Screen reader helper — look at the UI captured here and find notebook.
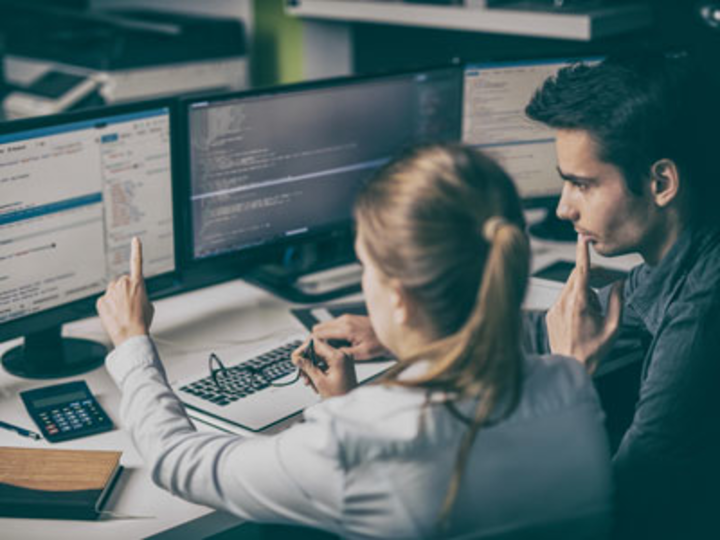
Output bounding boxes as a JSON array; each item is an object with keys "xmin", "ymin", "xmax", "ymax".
[{"xmin": 0, "ymin": 446, "xmax": 123, "ymax": 520}]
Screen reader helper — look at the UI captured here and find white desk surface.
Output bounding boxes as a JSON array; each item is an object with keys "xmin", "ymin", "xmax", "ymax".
[{"xmin": 0, "ymin": 237, "xmax": 641, "ymax": 539}]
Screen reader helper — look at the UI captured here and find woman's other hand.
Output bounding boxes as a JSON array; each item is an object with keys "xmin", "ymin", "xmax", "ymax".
[{"xmin": 312, "ymin": 315, "xmax": 388, "ymax": 361}]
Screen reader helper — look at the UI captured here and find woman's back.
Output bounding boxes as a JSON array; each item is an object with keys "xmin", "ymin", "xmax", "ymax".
[{"xmin": 294, "ymin": 353, "xmax": 613, "ymax": 539}]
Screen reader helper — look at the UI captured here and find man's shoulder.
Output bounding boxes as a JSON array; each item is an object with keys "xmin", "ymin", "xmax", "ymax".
[
  {"xmin": 663, "ymin": 229, "xmax": 720, "ymax": 318},
  {"xmin": 685, "ymin": 230, "xmax": 720, "ymax": 293},
  {"xmin": 624, "ymin": 228, "xmax": 720, "ymax": 316}
]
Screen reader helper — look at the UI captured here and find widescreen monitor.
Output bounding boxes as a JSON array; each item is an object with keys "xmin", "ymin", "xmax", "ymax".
[
  {"xmin": 182, "ymin": 66, "xmax": 463, "ymax": 283},
  {"xmin": 0, "ymin": 102, "xmax": 177, "ymax": 378}
]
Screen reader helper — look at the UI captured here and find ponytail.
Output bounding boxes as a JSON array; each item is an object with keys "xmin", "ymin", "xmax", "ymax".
[
  {"xmin": 386, "ymin": 219, "xmax": 529, "ymax": 397},
  {"xmin": 435, "ymin": 219, "xmax": 530, "ymax": 531}
]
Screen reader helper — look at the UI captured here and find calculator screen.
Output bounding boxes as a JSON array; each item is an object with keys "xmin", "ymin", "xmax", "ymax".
[{"xmin": 33, "ymin": 391, "xmax": 88, "ymax": 409}]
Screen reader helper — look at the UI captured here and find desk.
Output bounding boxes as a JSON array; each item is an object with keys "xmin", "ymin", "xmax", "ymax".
[{"xmin": 0, "ymin": 237, "xmax": 641, "ymax": 539}]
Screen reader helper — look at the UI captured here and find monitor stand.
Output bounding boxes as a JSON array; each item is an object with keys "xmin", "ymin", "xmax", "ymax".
[
  {"xmin": 244, "ymin": 261, "xmax": 363, "ymax": 304},
  {"xmin": 529, "ymin": 209, "xmax": 577, "ymax": 242},
  {"xmin": 2, "ymin": 326, "xmax": 107, "ymax": 379}
]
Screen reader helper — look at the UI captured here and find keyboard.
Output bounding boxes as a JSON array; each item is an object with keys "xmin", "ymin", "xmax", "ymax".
[{"xmin": 179, "ymin": 339, "xmax": 302, "ymax": 407}]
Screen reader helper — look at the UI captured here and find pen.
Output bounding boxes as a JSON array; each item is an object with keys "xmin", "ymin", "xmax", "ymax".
[
  {"xmin": 0, "ymin": 419, "xmax": 42, "ymax": 441},
  {"xmin": 305, "ymin": 339, "xmax": 328, "ymax": 372}
]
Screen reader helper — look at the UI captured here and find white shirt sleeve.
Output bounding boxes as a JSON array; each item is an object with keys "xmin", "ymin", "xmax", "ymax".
[{"xmin": 105, "ymin": 336, "xmax": 345, "ymax": 532}]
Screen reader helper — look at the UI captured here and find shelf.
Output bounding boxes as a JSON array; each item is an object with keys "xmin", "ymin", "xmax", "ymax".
[{"xmin": 286, "ymin": 1, "xmax": 653, "ymax": 41}]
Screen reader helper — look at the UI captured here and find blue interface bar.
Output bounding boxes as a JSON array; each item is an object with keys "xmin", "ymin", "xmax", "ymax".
[
  {"xmin": 465, "ymin": 56, "xmax": 603, "ymax": 73},
  {"xmin": 472, "ymin": 138, "xmax": 555, "ymax": 149},
  {"xmin": 0, "ymin": 108, "xmax": 169, "ymax": 146},
  {"xmin": 0, "ymin": 193, "xmax": 102, "ymax": 226}
]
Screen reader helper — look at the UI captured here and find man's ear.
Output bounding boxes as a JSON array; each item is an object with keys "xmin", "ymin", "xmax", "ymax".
[{"xmin": 650, "ymin": 159, "xmax": 680, "ymax": 208}]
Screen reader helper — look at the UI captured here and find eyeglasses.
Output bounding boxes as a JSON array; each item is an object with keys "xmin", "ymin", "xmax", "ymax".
[{"xmin": 208, "ymin": 351, "xmax": 301, "ymax": 396}]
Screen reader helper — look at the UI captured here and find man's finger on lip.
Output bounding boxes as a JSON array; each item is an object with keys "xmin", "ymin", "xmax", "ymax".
[{"xmin": 574, "ymin": 234, "xmax": 591, "ymax": 291}]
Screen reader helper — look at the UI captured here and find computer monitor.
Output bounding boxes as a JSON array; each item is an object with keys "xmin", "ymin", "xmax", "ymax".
[
  {"xmin": 0, "ymin": 101, "xmax": 177, "ymax": 378},
  {"xmin": 463, "ymin": 57, "xmax": 600, "ymax": 239},
  {"xmin": 181, "ymin": 66, "xmax": 462, "ymax": 300}
]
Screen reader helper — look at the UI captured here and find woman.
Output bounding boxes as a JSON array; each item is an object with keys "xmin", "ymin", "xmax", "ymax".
[{"xmin": 97, "ymin": 144, "xmax": 612, "ymax": 538}]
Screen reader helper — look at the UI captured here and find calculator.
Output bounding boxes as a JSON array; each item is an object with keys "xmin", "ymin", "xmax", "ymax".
[{"xmin": 20, "ymin": 381, "xmax": 114, "ymax": 443}]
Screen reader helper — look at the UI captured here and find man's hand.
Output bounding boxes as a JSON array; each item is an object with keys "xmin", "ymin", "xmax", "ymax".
[
  {"xmin": 291, "ymin": 338, "xmax": 357, "ymax": 398},
  {"xmin": 312, "ymin": 314, "xmax": 388, "ymax": 361},
  {"xmin": 96, "ymin": 237, "xmax": 155, "ymax": 348},
  {"xmin": 546, "ymin": 235, "xmax": 624, "ymax": 373}
]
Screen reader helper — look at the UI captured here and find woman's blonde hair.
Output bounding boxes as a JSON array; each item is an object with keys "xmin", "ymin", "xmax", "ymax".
[{"xmin": 354, "ymin": 144, "xmax": 530, "ymax": 530}]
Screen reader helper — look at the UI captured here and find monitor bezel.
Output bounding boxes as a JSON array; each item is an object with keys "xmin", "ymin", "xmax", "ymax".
[
  {"xmin": 176, "ymin": 63, "xmax": 464, "ymax": 281},
  {"xmin": 0, "ymin": 98, "xmax": 182, "ymax": 343}
]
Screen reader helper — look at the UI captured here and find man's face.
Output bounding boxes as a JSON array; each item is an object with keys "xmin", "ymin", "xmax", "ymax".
[{"xmin": 555, "ymin": 129, "xmax": 657, "ymax": 258}]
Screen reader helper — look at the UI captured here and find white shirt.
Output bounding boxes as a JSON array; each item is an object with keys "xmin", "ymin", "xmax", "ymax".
[{"xmin": 107, "ymin": 336, "xmax": 613, "ymax": 539}]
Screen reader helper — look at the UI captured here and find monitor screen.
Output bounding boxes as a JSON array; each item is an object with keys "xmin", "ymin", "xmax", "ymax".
[
  {"xmin": 185, "ymin": 67, "xmax": 462, "ymax": 262},
  {"xmin": 463, "ymin": 58, "xmax": 599, "ymax": 205},
  {"xmin": 0, "ymin": 106, "xmax": 176, "ymax": 328}
]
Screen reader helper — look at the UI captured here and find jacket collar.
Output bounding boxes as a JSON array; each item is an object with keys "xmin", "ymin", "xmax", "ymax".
[{"xmin": 627, "ymin": 227, "xmax": 720, "ymax": 334}]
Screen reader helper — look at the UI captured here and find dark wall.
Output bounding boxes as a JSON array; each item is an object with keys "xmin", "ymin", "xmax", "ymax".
[
  {"xmin": 352, "ymin": 25, "xmax": 650, "ymax": 73},
  {"xmin": 350, "ymin": 1, "xmax": 720, "ymax": 82},
  {"xmin": 651, "ymin": 0, "xmax": 720, "ymax": 84}
]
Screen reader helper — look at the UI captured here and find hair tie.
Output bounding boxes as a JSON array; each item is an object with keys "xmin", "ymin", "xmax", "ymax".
[{"xmin": 482, "ymin": 217, "xmax": 507, "ymax": 242}]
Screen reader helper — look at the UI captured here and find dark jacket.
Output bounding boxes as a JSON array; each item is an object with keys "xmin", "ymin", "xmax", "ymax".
[{"xmin": 524, "ymin": 227, "xmax": 720, "ymax": 540}]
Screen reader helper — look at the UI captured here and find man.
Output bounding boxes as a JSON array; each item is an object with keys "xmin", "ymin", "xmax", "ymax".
[{"xmin": 314, "ymin": 51, "xmax": 720, "ymax": 538}]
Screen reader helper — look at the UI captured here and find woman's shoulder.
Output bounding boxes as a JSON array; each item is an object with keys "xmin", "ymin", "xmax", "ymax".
[
  {"xmin": 306, "ymin": 382, "xmax": 426, "ymax": 428},
  {"xmin": 301, "ymin": 383, "xmax": 439, "ymax": 467},
  {"xmin": 305, "ymin": 354, "xmax": 597, "ymax": 430}
]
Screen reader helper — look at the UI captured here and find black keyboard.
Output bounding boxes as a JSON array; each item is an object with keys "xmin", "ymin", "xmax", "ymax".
[{"xmin": 179, "ymin": 340, "xmax": 302, "ymax": 407}]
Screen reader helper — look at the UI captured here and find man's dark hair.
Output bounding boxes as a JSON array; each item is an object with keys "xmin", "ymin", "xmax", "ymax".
[{"xmin": 526, "ymin": 50, "xmax": 719, "ymax": 226}]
